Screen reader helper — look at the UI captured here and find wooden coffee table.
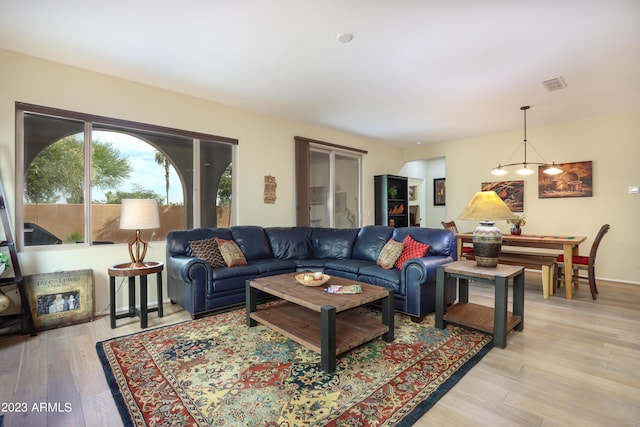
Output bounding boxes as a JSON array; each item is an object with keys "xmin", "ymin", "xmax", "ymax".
[{"xmin": 246, "ymin": 272, "xmax": 394, "ymax": 373}]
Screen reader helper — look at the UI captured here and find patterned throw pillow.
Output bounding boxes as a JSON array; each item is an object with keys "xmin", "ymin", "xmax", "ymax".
[
  {"xmin": 394, "ymin": 234, "xmax": 430, "ymax": 270},
  {"xmin": 215, "ymin": 238, "xmax": 248, "ymax": 267},
  {"xmin": 376, "ymin": 239, "xmax": 404, "ymax": 270},
  {"xmin": 188, "ymin": 237, "xmax": 226, "ymax": 268}
]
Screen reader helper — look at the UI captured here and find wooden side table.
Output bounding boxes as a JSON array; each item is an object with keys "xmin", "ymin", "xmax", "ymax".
[
  {"xmin": 435, "ymin": 260, "xmax": 524, "ymax": 348},
  {"xmin": 108, "ymin": 261, "xmax": 164, "ymax": 329}
]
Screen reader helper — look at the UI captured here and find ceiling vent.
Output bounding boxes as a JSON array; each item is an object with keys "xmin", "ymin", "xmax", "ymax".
[{"xmin": 542, "ymin": 76, "xmax": 567, "ymax": 91}]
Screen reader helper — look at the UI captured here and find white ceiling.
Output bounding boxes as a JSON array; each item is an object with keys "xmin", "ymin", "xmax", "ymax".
[{"xmin": 1, "ymin": 0, "xmax": 639, "ymax": 147}]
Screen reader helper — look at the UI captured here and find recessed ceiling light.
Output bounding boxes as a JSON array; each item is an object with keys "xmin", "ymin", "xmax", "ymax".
[{"xmin": 337, "ymin": 32, "xmax": 354, "ymax": 43}]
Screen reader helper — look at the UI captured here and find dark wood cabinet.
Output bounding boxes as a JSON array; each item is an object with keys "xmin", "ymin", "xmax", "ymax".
[{"xmin": 375, "ymin": 175, "xmax": 409, "ymax": 227}]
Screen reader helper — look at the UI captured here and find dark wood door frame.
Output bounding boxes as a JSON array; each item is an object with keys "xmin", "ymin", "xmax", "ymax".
[{"xmin": 294, "ymin": 136, "xmax": 367, "ymax": 226}]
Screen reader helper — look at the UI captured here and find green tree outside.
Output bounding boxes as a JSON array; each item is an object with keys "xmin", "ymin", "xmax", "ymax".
[
  {"xmin": 25, "ymin": 136, "xmax": 132, "ymax": 204},
  {"xmin": 155, "ymin": 151, "xmax": 171, "ymax": 205},
  {"xmin": 218, "ymin": 164, "xmax": 232, "ymax": 206},
  {"xmin": 104, "ymin": 184, "xmax": 163, "ymax": 205}
]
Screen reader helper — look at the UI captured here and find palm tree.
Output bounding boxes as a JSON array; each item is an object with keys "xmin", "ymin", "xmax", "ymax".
[{"xmin": 155, "ymin": 151, "xmax": 170, "ymax": 205}]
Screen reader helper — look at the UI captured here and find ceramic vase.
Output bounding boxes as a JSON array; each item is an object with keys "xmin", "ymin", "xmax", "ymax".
[{"xmin": 472, "ymin": 221, "xmax": 503, "ymax": 267}]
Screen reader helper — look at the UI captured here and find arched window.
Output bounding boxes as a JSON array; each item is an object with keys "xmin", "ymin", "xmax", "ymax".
[{"xmin": 17, "ymin": 103, "xmax": 236, "ymax": 248}]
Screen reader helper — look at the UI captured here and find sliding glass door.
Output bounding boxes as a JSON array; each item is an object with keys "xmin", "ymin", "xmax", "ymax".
[{"xmin": 309, "ymin": 147, "xmax": 360, "ymax": 228}]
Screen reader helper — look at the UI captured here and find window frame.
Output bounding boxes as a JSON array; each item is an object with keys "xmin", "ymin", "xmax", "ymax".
[{"xmin": 15, "ymin": 102, "xmax": 237, "ymax": 251}]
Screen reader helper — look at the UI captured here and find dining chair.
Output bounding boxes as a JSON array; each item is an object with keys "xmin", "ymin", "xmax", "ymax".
[
  {"xmin": 441, "ymin": 220, "xmax": 458, "ymax": 233},
  {"xmin": 441, "ymin": 220, "xmax": 475, "ymax": 257},
  {"xmin": 556, "ymin": 224, "xmax": 610, "ymax": 300}
]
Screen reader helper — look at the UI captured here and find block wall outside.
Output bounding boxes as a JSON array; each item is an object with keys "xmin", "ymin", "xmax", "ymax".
[{"xmin": 23, "ymin": 204, "xmax": 230, "ymax": 244}]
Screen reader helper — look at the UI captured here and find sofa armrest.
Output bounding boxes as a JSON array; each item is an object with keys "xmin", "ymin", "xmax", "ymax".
[
  {"xmin": 167, "ymin": 255, "xmax": 213, "ymax": 316},
  {"xmin": 167, "ymin": 255, "xmax": 211, "ymax": 283},
  {"xmin": 402, "ymin": 255, "xmax": 456, "ymax": 318},
  {"xmin": 404, "ymin": 255, "xmax": 455, "ymax": 284}
]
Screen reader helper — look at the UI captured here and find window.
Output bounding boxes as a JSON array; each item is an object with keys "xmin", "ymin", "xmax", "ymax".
[
  {"xmin": 16, "ymin": 103, "xmax": 236, "ymax": 248},
  {"xmin": 295, "ymin": 136, "xmax": 365, "ymax": 228}
]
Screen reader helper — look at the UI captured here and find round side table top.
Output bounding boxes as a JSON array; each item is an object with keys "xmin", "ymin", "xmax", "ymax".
[{"xmin": 108, "ymin": 261, "xmax": 164, "ymax": 277}]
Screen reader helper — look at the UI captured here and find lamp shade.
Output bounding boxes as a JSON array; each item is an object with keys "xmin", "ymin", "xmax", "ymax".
[
  {"xmin": 457, "ymin": 191, "xmax": 517, "ymax": 222},
  {"xmin": 119, "ymin": 199, "xmax": 160, "ymax": 230}
]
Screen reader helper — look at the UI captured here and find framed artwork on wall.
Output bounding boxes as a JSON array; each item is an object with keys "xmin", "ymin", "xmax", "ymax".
[
  {"xmin": 538, "ymin": 161, "xmax": 593, "ymax": 198},
  {"xmin": 481, "ymin": 180, "xmax": 524, "ymax": 212},
  {"xmin": 433, "ymin": 178, "xmax": 446, "ymax": 206}
]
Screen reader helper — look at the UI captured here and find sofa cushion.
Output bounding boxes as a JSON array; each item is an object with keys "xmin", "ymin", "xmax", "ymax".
[
  {"xmin": 311, "ymin": 228, "xmax": 359, "ymax": 259},
  {"xmin": 249, "ymin": 259, "xmax": 297, "ymax": 275},
  {"xmin": 394, "ymin": 234, "xmax": 430, "ymax": 269},
  {"xmin": 230, "ymin": 226, "xmax": 273, "ymax": 260},
  {"xmin": 188, "ymin": 237, "xmax": 226, "ymax": 268},
  {"xmin": 216, "ymin": 238, "xmax": 248, "ymax": 267},
  {"xmin": 323, "ymin": 259, "xmax": 373, "ymax": 274},
  {"xmin": 265, "ymin": 227, "xmax": 313, "ymax": 259},
  {"xmin": 351, "ymin": 225, "xmax": 394, "ymax": 262},
  {"xmin": 291, "ymin": 259, "xmax": 329, "ymax": 269},
  {"xmin": 210, "ymin": 264, "xmax": 260, "ymax": 281},
  {"xmin": 377, "ymin": 238, "xmax": 404, "ymax": 269},
  {"xmin": 358, "ymin": 265, "xmax": 402, "ymax": 292}
]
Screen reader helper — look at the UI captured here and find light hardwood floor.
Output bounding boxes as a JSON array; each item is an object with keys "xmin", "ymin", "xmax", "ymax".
[{"xmin": 1, "ymin": 273, "xmax": 639, "ymax": 426}]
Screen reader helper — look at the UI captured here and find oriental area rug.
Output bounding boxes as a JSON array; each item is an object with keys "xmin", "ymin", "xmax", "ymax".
[{"xmin": 96, "ymin": 303, "xmax": 492, "ymax": 427}]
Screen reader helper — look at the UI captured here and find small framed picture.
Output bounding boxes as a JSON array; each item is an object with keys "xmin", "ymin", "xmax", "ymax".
[
  {"xmin": 409, "ymin": 185, "xmax": 417, "ymax": 201},
  {"xmin": 25, "ymin": 269, "xmax": 94, "ymax": 331},
  {"xmin": 434, "ymin": 178, "xmax": 446, "ymax": 206}
]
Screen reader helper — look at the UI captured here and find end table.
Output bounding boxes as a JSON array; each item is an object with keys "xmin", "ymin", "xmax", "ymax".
[
  {"xmin": 108, "ymin": 261, "xmax": 164, "ymax": 329},
  {"xmin": 435, "ymin": 260, "xmax": 524, "ymax": 348}
]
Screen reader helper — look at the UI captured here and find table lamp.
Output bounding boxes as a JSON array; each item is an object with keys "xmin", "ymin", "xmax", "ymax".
[
  {"xmin": 119, "ymin": 199, "xmax": 160, "ymax": 268},
  {"xmin": 458, "ymin": 191, "xmax": 517, "ymax": 267}
]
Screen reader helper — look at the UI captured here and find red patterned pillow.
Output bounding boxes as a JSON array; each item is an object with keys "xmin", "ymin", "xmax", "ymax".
[
  {"xmin": 394, "ymin": 234, "xmax": 430, "ymax": 270},
  {"xmin": 215, "ymin": 238, "xmax": 248, "ymax": 267}
]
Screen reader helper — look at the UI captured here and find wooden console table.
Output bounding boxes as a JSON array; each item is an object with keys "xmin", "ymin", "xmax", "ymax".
[
  {"xmin": 108, "ymin": 261, "xmax": 164, "ymax": 329},
  {"xmin": 456, "ymin": 233, "xmax": 586, "ymax": 299},
  {"xmin": 435, "ymin": 260, "xmax": 524, "ymax": 348}
]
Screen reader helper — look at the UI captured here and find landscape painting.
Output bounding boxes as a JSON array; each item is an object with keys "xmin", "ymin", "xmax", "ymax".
[
  {"xmin": 538, "ymin": 161, "xmax": 593, "ymax": 198},
  {"xmin": 481, "ymin": 180, "xmax": 524, "ymax": 212}
]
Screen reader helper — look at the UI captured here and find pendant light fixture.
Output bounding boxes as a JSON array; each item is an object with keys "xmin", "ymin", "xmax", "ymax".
[{"xmin": 491, "ymin": 106, "xmax": 562, "ymax": 176}]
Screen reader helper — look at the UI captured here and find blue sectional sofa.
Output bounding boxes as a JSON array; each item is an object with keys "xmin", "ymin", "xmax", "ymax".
[{"xmin": 166, "ymin": 225, "xmax": 458, "ymax": 321}]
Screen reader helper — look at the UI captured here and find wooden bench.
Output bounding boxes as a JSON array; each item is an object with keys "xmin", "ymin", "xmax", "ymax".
[{"xmin": 462, "ymin": 251, "xmax": 557, "ymax": 299}]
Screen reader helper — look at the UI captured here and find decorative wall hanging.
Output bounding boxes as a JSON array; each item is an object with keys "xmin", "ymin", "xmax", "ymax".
[
  {"xmin": 25, "ymin": 269, "xmax": 94, "ymax": 331},
  {"xmin": 433, "ymin": 178, "xmax": 446, "ymax": 206},
  {"xmin": 481, "ymin": 181, "xmax": 524, "ymax": 212},
  {"xmin": 538, "ymin": 161, "xmax": 593, "ymax": 198},
  {"xmin": 264, "ymin": 175, "xmax": 277, "ymax": 204}
]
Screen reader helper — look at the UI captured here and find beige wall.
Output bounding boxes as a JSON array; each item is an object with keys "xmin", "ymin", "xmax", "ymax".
[
  {"xmin": 0, "ymin": 49, "xmax": 403, "ymax": 314},
  {"xmin": 402, "ymin": 109, "xmax": 640, "ymax": 284},
  {"xmin": 1, "ymin": 48, "xmax": 637, "ymax": 318}
]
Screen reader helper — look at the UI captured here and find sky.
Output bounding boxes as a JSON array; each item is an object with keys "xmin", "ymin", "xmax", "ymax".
[{"xmin": 92, "ymin": 131, "xmax": 183, "ymax": 204}]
